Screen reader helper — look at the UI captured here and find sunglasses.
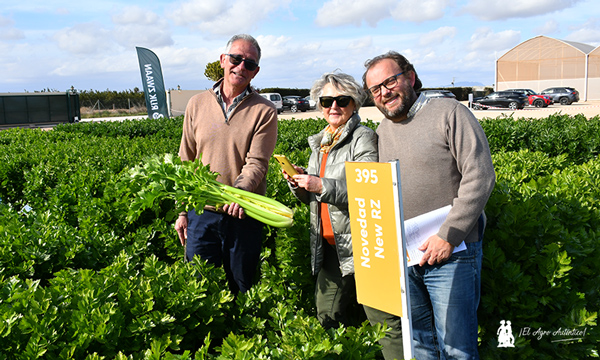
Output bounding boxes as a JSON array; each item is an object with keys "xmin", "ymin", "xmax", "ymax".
[
  {"xmin": 319, "ymin": 96, "xmax": 353, "ymax": 108},
  {"xmin": 225, "ymin": 54, "xmax": 259, "ymax": 71}
]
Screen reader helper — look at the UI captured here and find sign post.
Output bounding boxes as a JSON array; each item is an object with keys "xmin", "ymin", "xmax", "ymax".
[{"xmin": 345, "ymin": 160, "xmax": 413, "ymax": 359}]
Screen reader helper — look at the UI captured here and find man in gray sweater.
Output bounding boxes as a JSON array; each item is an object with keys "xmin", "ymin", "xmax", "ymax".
[{"xmin": 362, "ymin": 52, "xmax": 495, "ymax": 360}]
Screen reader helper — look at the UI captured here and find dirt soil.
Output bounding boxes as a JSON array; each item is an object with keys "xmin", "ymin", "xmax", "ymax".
[{"xmin": 278, "ymin": 100, "xmax": 600, "ymax": 122}]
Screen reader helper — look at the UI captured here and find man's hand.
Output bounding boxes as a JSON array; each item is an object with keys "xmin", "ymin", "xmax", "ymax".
[
  {"xmin": 418, "ymin": 234, "xmax": 454, "ymax": 266},
  {"xmin": 223, "ymin": 202, "xmax": 246, "ymax": 219},
  {"xmin": 175, "ymin": 214, "xmax": 188, "ymax": 246}
]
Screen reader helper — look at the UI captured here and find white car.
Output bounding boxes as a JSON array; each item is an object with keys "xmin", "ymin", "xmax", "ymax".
[
  {"xmin": 304, "ymin": 96, "xmax": 317, "ymax": 109},
  {"xmin": 260, "ymin": 93, "xmax": 283, "ymax": 113}
]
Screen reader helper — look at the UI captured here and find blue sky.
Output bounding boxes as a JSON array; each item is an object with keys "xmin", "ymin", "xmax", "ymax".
[{"xmin": 1, "ymin": 0, "xmax": 600, "ymax": 93}]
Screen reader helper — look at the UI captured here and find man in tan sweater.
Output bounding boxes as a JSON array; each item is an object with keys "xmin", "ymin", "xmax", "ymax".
[{"xmin": 175, "ymin": 34, "xmax": 278, "ymax": 294}]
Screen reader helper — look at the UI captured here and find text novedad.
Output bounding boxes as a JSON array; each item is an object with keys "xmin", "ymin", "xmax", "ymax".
[{"xmin": 354, "ymin": 197, "xmax": 384, "ymax": 268}]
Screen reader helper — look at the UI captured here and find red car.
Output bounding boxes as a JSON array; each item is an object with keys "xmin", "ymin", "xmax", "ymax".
[{"xmin": 506, "ymin": 89, "xmax": 552, "ymax": 108}]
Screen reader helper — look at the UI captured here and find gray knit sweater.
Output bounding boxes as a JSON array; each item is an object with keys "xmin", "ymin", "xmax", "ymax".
[{"xmin": 376, "ymin": 97, "xmax": 496, "ymax": 246}]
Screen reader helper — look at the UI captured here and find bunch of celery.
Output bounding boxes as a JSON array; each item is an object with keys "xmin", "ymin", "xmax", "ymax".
[{"xmin": 123, "ymin": 153, "xmax": 294, "ymax": 227}]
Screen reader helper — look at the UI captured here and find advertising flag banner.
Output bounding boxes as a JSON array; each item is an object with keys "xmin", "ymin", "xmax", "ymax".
[
  {"xmin": 136, "ymin": 47, "xmax": 169, "ymax": 119},
  {"xmin": 345, "ymin": 161, "xmax": 413, "ymax": 358}
]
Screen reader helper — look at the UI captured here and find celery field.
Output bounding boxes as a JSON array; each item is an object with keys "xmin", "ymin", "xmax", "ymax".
[{"xmin": 0, "ymin": 113, "xmax": 599, "ymax": 359}]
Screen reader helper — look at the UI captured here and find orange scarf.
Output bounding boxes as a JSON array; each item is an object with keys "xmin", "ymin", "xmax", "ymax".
[{"xmin": 320, "ymin": 123, "xmax": 345, "ymax": 154}]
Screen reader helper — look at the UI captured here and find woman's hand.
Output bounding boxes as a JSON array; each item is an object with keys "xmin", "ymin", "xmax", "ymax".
[
  {"xmin": 283, "ymin": 165, "xmax": 304, "ymax": 186},
  {"xmin": 293, "ymin": 174, "xmax": 323, "ymax": 194}
]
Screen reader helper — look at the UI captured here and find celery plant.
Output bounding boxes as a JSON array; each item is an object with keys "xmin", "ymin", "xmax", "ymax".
[{"xmin": 122, "ymin": 154, "xmax": 294, "ymax": 227}]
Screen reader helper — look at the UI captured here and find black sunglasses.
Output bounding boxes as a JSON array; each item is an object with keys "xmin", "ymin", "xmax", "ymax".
[
  {"xmin": 319, "ymin": 96, "xmax": 353, "ymax": 108},
  {"xmin": 225, "ymin": 54, "xmax": 259, "ymax": 71}
]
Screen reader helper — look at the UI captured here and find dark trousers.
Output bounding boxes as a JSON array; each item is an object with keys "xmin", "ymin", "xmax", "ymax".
[
  {"xmin": 315, "ymin": 242, "xmax": 366, "ymax": 329},
  {"xmin": 185, "ymin": 209, "xmax": 263, "ymax": 294}
]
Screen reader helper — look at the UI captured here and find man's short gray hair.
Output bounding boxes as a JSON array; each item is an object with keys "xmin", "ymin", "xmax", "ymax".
[
  {"xmin": 225, "ymin": 34, "xmax": 261, "ymax": 63},
  {"xmin": 310, "ymin": 71, "xmax": 367, "ymax": 112}
]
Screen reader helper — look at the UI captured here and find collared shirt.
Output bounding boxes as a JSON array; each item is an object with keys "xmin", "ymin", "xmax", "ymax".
[
  {"xmin": 213, "ymin": 80, "xmax": 251, "ymax": 121},
  {"xmin": 406, "ymin": 93, "xmax": 429, "ymax": 119}
]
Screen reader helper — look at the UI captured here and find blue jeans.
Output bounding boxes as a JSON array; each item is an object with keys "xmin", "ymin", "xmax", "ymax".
[
  {"xmin": 409, "ymin": 239, "xmax": 483, "ymax": 360},
  {"xmin": 186, "ymin": 209, "xmax": 263, "ymax": 294}
]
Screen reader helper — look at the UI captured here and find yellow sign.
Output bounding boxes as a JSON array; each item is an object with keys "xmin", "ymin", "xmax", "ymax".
[{"xmin": 345, "ymin": 161, "xmax": 405, "ymax": 317}]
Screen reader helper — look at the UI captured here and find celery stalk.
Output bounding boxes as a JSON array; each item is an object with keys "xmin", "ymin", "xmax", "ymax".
[{"xmin": 122, "ymin": 153, "xmax": 294, "ymax": 227}]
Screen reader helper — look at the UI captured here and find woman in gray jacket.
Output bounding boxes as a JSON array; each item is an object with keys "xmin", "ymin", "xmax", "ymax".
[{"xmin": 284, "ymin": 72, "xmax": 378, "ymax": 329}]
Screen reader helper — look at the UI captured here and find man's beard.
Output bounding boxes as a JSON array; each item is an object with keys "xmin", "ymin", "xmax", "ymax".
[{"xmin": 376, "ymin": 90, "xmax": 416, "ymax": 121}]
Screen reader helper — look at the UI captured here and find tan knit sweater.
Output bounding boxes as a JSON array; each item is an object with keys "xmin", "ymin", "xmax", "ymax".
[{"xmin": 179, "ymin": 89, "xmax": 278, "ymax": 196}]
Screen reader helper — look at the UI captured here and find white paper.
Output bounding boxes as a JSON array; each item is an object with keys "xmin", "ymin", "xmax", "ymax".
[{"xmin": 404, "ymin": 205, "xmax": 466, "ymax": 267}]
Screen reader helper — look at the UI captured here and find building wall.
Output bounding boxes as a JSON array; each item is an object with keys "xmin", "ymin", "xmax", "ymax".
[
  {"xmin": 497, "ymin": 36, "xmax": 600, "ymax": 100},
  {"xmin": 167, "ymin": 89, "xmax": 205, "ymax": 117}
]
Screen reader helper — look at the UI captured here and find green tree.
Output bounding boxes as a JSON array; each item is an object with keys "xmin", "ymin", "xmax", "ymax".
[{"xmin": 204, "ymin": 60, "xmax": 224, "ymax": 82}]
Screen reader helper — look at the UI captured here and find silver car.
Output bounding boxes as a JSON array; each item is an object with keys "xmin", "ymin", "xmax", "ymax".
[{"xmin": 421, "ymin": 90, "xmax": 456, "ymax": 99}]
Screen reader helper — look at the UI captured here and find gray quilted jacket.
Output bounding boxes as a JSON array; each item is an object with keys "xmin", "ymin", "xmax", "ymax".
[{"xmin": 291, "ymin": 114, "xmax": 378, "ymax": 276}]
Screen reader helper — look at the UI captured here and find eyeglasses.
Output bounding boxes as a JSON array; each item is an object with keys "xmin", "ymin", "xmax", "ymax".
[
  {"xmin": 225, "ymin": 54, "xmax": 259, "ymax": 71},
  {"xmin": 368, "ymin": 72, "xmax": 404, "ymax": 97},
  {"xmin": 319, "ymin": 96, "xmax": 353, "ymax": 108}
]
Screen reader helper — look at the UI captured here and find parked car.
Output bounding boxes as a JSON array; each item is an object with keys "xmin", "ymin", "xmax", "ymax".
[
  {"xmin": 304, "ymin": 96, "xmax": 316, "ymax": 109},
  {"xmin": 472, "ymin": 91, "xmax": 528, "ymax": 110},
  {"xmin": 505, "ymin": 89, "xmax": 552, "ymax": 108},
  {"xmin": 259, "ymin": 93, "xmax": 283, "ymax": 113},
  {"xmin": 540, "ymin": 87, "xmax": 580, "ymax": 105},
  {"xmin": 421, "ymin": 90, "xmax": 456, "ymax": 99},
  {"xmin": 283, "ymin": 96, "xmax": 310, "ymax": 112}
]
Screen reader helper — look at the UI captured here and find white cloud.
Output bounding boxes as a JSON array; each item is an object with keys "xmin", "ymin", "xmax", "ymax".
[
  {"xmin": 167, "ymin": 0, "xmax": 228, "ymax": 25},
  {"xmin": 462, "ymin": 50, "xmax": 497, "ymax": 72},
  {"xmin": 565, "ymin": 18, "xmax": 600, "ymax": 45},
  {"xmin": 167, "ymin": 0, "xmax": 289, "ymax": 36},
  {"xmin": 51, "ymin": 7, "xmax": 173, "ymax": 56},
  {"xmin": 315, "ymin": 0, "xmax": 394, "ymax": 27},
  {"xmin": 0, "ymin": 15, "xmax": 13, "ymax": 27},
  {"xmin": 256, "ymin": 35, "xmax": 293, "ymax": 58},
  {"xmin": 348, "ymin": 36, "xmax": 373, "ymax": 51},
  {"xmin": 112, "ymin": 5, "xmax": 161, "ymax": 25},
  {"xmin": 468, "ymin": 27, "xmax": 521, "ymax": 52},
  {"xmin": 111, "ymin": 6, "xmax": 173, "ymax": 48},
  {"xmin": 419, "ymin": 26, "xmax": 457, "ymax": 46},
  {"xmin": 462, "ymin": 0, "xmax": 582, "ymax": 21},
  {"xmin": 315, "ymin": 0, "xmax": 452, "ymax": 27},
  {"xmin": 535, "ymin": 20, "xmax": 560, "ymax": 35},
  {"xmin": 52, "ymin": 23, "xmax": 114, "ymax": 54},
  {"xmin": 0, "ymin": 27, "xmax": 25, "ymax": 41},
  {"xmin": 51, "ymin": 52, "xmax": 135, "ymax": 77},
  {"xmin": 0, "ymin": 15, "xmax": 25, "ymax": 40},
  {"xmin": 566, "ymin": 28, "xmax": 600, "ymax": 45},
  {"xmin": 390, "ymin": 0, "xmax": 452, "ymax": 23}
]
